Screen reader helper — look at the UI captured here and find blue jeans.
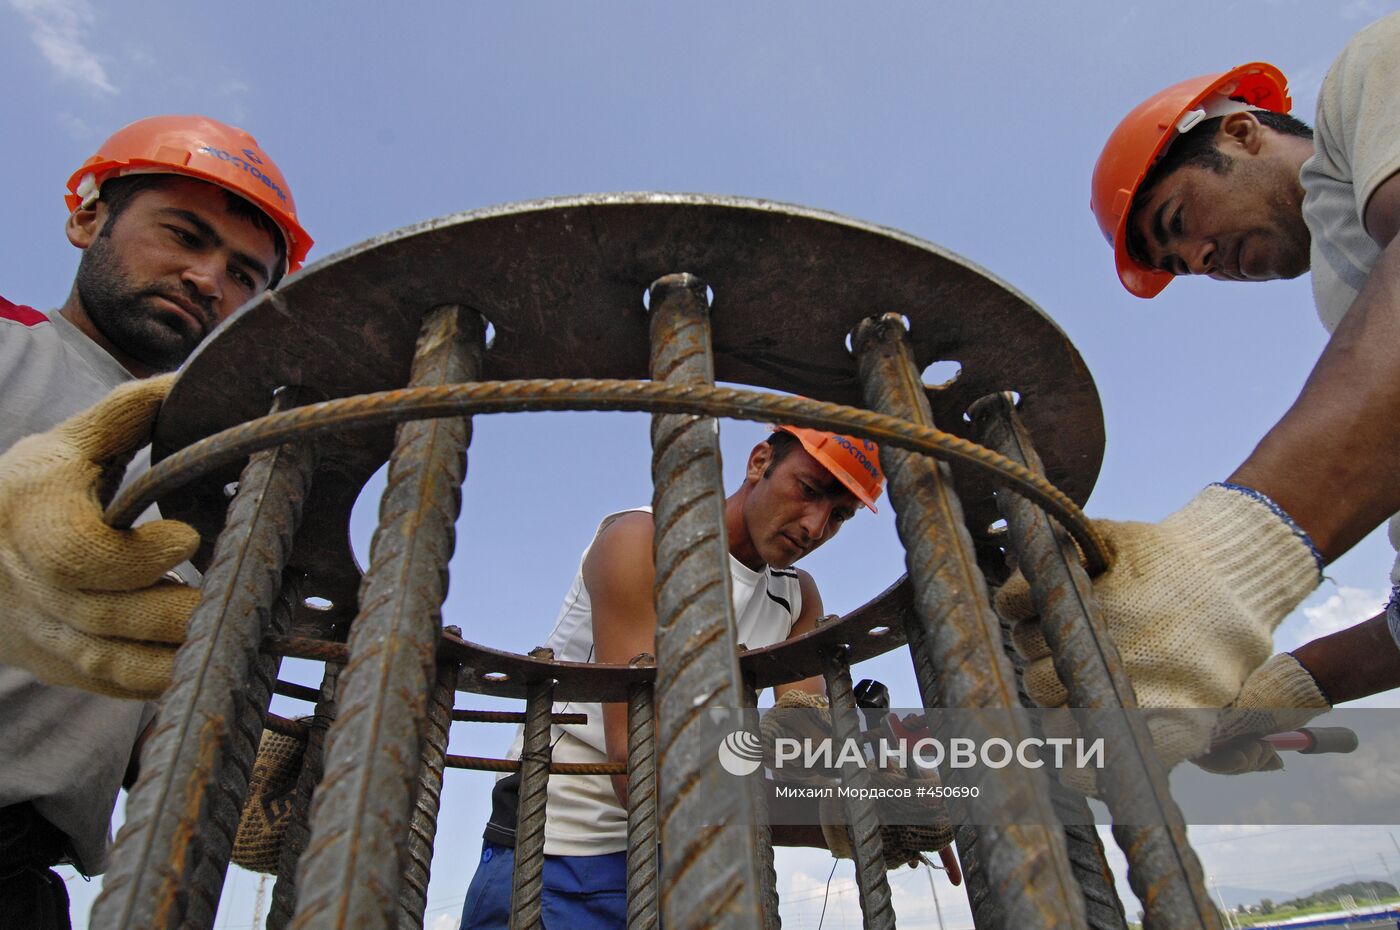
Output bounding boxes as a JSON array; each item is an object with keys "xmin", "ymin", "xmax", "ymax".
[{"xmin": 459, "ymin": 842, "xmax": 627, "ymax": 930}]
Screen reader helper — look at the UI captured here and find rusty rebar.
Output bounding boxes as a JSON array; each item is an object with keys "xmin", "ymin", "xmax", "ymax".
[
  {"xmin": 398, "ymin": 656, "xmax": 461, "ymax": 930},
  {"xmin": 509, "ymin": 678, "xmax": 556, "ymax": 930},
  {"xmin": 106, "ymin": 379, "xmax": 1107, "ymax": 573},
  {"xmin": 627, "ymin": 657, "xmax": 660, "ymax": 930},
  {"xmin": 267, "ymin": 662, "xmax": 342, "ymax": 930},
  {"xmin": 290, "ymin": 305, "xmax": 484, "ymax": 930},
  {"xmin": 742, "ymin": 676, "xmax": 781, "ymax": 930},
  {"xmin": 821, "ymin": 646, "xmax": 895, "ymax": 930},
  {"xmin": 851, "ymin": 313, "xmax": 1087, "ymax": 929},
  {"xmin": 452, "ymin": 709, "xmax": 587, "ymax": 725},
  {"xmin": 91, "ymin": 392, "xmax": 315, "ymax": 930},
  {"xmin": 970, "ymin": 392, "xmax": 1219, "ymax": 930},
  {"xmin": 647, "ymin": 274, "xmax": 766, "ymax": 930}
]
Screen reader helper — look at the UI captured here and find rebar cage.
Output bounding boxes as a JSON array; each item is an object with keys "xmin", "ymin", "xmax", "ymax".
[{"xmin": 92, "ymin": 195, "xmax": 1221, "ymax": 930}]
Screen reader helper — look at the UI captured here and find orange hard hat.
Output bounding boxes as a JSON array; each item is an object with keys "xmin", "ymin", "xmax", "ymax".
[
  {"xmin": 1090, "ymin": 62, "xmax": 1291, "ymax": 298},
  {"xmin": 773, "ymin": 425, "xmax": 884, "ymax": 512},
  {"xmin": 65, "ymin": 115, "xmax": 312, "ymax": 275}
]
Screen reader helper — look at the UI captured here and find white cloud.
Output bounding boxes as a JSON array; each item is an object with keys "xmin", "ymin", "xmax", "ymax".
[
  {"xmin": 54, "ymin": 110, "xmax": 93, "ymax": 140},
  {"xmin": 428, "ymin": 913, "xmax": 458, "ymax": 930},
  {"xmin": 8, "ymin": 0, "xmax": 116, "ymax": 94},
  {"xmin": 1283, "ymin": 585, "xmax": 1387, "ymax": 650}
]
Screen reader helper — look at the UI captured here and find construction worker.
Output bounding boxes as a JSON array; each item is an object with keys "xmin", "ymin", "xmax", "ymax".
[
  {"xmin": 460, "ymin": 426, "xmax": 952, "ymax": 929},
  {"xmin": 1001, "ymin": 10, "xmax": 1400, "ymax": 775},
  {"xmin": 0, "ymin": 115, "xmax": 310, "ymax": 928}
]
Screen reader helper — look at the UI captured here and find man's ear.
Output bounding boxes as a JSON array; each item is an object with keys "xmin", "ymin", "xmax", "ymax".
[
  {"xmin": 1217, "ymin": 111, "xmax": 1265, "ymax": 156},
  {"xmin": 66, "ymin": 203, "xmax": 103, "ymax": 250},
  {"xmin": 747, "ymin": 441, "xmax": 774, "ymax": 483}
]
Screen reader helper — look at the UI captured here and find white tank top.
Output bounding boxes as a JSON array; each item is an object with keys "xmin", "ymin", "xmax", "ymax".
[{"xmin": 498, "ymin": 507, "xmax": 802, "ymax": 856}]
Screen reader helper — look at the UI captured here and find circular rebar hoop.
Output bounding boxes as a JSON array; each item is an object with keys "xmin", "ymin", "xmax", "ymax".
[{"xmin": 109, "ymin": 380, "xmax": 1109, "ymax": 574}]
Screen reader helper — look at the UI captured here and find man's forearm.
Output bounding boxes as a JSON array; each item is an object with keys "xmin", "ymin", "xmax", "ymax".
[
  {"xmin": 1229, "ymin": 240, "xmax": 1400, "ymax": 562},
  {"xmin": 1291, "ymin": 611, "xmax": 1400, "ymax": 704}
]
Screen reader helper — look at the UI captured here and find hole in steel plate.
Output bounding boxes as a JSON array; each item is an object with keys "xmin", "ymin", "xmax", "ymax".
[
  {"xmin": 922, "ymin": 359, "xmax": 961, "ymax": 387},
  {"xmin": 704, "ymin": 284, "xmax": 715, "ymax": 307},
  {"xmin": 987, "ymin": 519, "xmax": 1008, "ymax": 535},
  {"xmin": 303, "ymin": 596, "xmax": 334, "ymax": 611},
  {"xmin": 641, "ymin": 287, "xmax": 651, "ymax": 312},
  {"xmin": 483, "ymin": 319, "xmax": 497, "ymax": 349},
  {"xmin": 483, "ymin": 671, "xmax": 510, "ymax": 683},
  {"xmin": 867, "ymin": 625, "xmax": 891, "ymax": 637},
  {"xmin": 223, "ymin": 481, "xmax": 239, "ymax": 498}
]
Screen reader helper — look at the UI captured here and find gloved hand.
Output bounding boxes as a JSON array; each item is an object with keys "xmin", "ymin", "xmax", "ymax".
[
  {"xmin": 760, "ymin": 689, "xmax": 837, "ymax": 783},
  {"xmin": 233, "ymin": 726, "xmax": 307, "ymax": 873},
  {"xmin": 1192, "ymin": 652, "xmax": 1331, "ymax": 775},
  {"xmin": 0, "ymin": 376, "xmax": 200, "ymax": 700},
  {"xmin": 997, "ymin": 484, "xmax": 1320, "ymax": 775},
  {"xmin": 818, "ymin": 769, "xmax": 956, "ymax": 871}
]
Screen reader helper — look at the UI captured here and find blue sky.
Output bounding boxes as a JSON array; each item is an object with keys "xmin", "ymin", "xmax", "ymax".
[{"xmin": 5, "ymin": 1, "xmax": 1400, "ymax": 926}]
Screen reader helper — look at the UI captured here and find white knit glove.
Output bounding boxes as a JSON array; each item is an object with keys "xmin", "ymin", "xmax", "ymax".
[
  {"xmin": 0, "ymin": 376, "xmax": 200, "ymax": 699},
  {"xmin": 997, "ymin": 484, "xmax": 1321, "ymax": 775},
  {"xmin": 1192, "ymin": 653, "xmax": 1331, "ymax": 775}
]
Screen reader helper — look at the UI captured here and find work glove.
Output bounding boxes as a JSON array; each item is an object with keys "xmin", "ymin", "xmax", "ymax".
[
  {"xmin": 818, "ymin": 769, "xmax": 956, "ymax": 872},
  {"xmin": 233, "ymin": 726, "xmax": 307, "ymax": 874},
  {"xmin": 997, "ymin": 484, "xmax": 1320, "ymax": 779},
  {"xmin": 0, "ymin": 376, "xmax": 200, "ymax": 700},
  {"xmin": 1191, "ymin": 653, "xmax": 1332, "ymax": 775},
  {"xmin": 760, "ymin": 689, "xmax": 838, "ymax": 783}
]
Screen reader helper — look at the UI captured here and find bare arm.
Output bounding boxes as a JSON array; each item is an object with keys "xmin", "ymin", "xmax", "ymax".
[
  {"xmin": 771, "ymin": 570, "xmax": 827, "ymax": 702},
  {"xmin": 1291, "ymin": 610, "xmax": 1400, "ymax": 704},
  {"xmin": 1230, "ymin": 172, "xmax": 1400, "ymax": 562},
  {"xmin": 585, "ymin": 512, "xmax": 659, "ymax": 808}
]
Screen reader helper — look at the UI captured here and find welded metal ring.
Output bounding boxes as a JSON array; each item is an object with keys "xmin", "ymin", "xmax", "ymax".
[{"xmin": 152, "ymin": 193, "xmax": 1106, "ymax": 639}]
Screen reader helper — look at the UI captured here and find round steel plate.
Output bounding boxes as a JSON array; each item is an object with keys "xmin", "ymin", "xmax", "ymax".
[{"xmin": 154, "ymin": 193, "xmax": 1104, "ymax": 643}]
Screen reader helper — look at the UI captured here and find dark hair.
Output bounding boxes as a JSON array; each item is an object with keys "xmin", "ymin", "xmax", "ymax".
[
  {"xmin": 96, "ymin": 174, "xmax": 287, "ymax": 286},
  {"xmin": 1124, "ymin": 110, "xmax": 1313, "ymax": 266},
  {"xmin": 763, "ymin": 430, "xmax": 802, "ymax": 477}
]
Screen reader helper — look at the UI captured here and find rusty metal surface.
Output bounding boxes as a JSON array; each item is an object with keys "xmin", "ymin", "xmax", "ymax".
[
  {"xmin": 117, "ymin": 381, "xmax": 1110, "ymax": 577},
  {"xmin": 627, "ymin": 664, "xmax": 660, "ymax": 930},
  {"xmin": 151, "ymin": 193, "xmax": 1103, "ymax": 637},
  {"xmin": 91, "ymin": 410, "xmax": 315, "ymax": 930},
  {"xmin": 970, "ymin": 394, "xmax": 1218, "ymax": 930},
  {"xmin": 399, "ymin": 657, "xmax": 460, "ymax": 930},
  {"xmin": 851, "ymin": 314, "xmax": 1086, "ymax": 929},
  {"xmin": 822, "ymin": 646, "xmax": 896, "ymax": 930},
  {"xmin": 267, "ymin": 575, "xmax": 907, "ymax": 703},
  {"xmin": 647, "ymin": 275, "xmax": 767, "ymax": 930},
  {"xmin": 290, "ymin": 307, "xmax": 483, "ymax": 930},
  {"xmin": 741, "ymin": 677, "xmax": 781, "ymax": 930},
  {"xmin": 268, "ymin": 662, "xmax": 342, "ymax": 930},
  {"xmin": 510, "ymin": 680, "xmax": 556, "ymax": 930}
]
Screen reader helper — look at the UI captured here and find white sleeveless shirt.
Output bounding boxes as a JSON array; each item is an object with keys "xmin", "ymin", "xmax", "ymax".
[{"xmin": 495, "ymin": 507, "xmax": 802, "ymax": 856}]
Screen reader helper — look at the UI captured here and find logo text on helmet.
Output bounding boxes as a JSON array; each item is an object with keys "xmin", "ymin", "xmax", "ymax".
[
  {"xmin": 831, "ymin": 435, "xmax": 879, "ymax": 481},
  {"xmin": 196, "ymin": 145, "xmax": 287, "ymax": 203}
]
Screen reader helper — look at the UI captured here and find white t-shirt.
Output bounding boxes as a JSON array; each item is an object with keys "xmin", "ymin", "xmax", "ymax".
[
  {"xmin": 486, "ymin": 507, "xmax": 804, "ymax": 857},
  {"xmin": 1298, "ymin": 10, "xmax": 1400, "ymax": 584}
]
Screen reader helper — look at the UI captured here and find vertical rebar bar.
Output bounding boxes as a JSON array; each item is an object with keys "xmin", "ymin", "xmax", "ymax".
[
  {"xmin": 850, "ymin": 312, "xmax": 1086, "ymax": 929},
  {"xmin": 820, "ymin": 646, "xmax": 895, "ymax": 930},
  {"xmin": 742, "ymin": 674, "xmax": 782, "ymax": 930},
  {"xmin": 267, "ymin": 661, "xmax": 342, "ymax": 930},
  {"xmin": 183, "ymin": 573, "xmax": 298, "ymax": 929},
  {"xmin": 627, "ymin": 655, "xmax": 661, "ymax": 930},
  {"xmin": 646, "ymin": 273, "xmax": 766, "ymax": 930},
  {"xmin": 398, "ymin": 649, "xmax": 462, "ymax": 930},
  {"xmin": 970, "ymin": 392, "xmax": 1219, "ymax": 930},
  {"xmin": 290, "ymin": 305, "xmax": 485, "ymax": 930},
  {"xmin": 92, "ymin": 391, "xmax": 315, "ymax": 930},
  {"xmin": 510, "ymin": 678, "xmax": 557, "ymax": 930}
]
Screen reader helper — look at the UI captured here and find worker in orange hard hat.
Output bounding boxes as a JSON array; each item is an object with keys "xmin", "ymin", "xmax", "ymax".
[
  {"xmin": 461, "ymin": 425, "xmax": 952, "ymax": 929},
  {"xmin": 0, "ymin": 114, "xmax": 309, "ymax": 926},
  {"xmin": 999, "ymin": 10, "xmax": 1400, "ymax": 792}
]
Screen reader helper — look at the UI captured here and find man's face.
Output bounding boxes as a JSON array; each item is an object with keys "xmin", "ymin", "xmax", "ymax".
[
  {"xmin": 743, "ymin": 445, "xmax": 860, "ymax": 569},
  {"xmin": 1128, "ymin": 154, "xmax": 1311, "ymax": 284},
  {"xmin": 74, "ymin": 176, "xmax": 279, "ymax": 372}
]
